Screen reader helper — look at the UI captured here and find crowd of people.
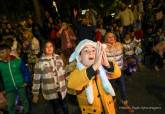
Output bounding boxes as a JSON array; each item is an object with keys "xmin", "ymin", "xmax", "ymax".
[{"xmin": 0, "ymin": 0, "xmax": 165, "ymax": 114}]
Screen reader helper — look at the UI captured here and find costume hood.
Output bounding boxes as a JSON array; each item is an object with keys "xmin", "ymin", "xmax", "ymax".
[{"xmin": 69, "ymin": 39, "xmax": 97, "ymax": 62}]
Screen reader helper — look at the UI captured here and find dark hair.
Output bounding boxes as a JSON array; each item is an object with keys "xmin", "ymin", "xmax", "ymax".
[{"xmin": 0, "ymin": 43, "xmax": 11, "ymax": 51}]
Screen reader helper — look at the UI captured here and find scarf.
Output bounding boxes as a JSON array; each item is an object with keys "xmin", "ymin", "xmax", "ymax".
[{"xmin": 76, "ymin": 58, "xmax": 115, "ymax": 104}]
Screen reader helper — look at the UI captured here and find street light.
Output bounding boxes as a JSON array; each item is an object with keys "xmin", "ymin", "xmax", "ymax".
[{"xmin": 53, "ymin": 1, "xmax": 58, "ymax": 13}]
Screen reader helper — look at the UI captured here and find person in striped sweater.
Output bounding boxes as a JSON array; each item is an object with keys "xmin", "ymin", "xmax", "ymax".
[
  {"xmin": 105, "ymin": 32, "xmax": 134, "ymax": 113},
  {"xmin": 32, "ymin": 41, "xmax": 68, "ymax": 114}
]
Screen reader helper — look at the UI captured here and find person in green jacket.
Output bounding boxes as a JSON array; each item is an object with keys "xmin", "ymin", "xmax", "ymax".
[{"xmin": 0, "ymin": 44, "xmax": 30, "ymax": 114}]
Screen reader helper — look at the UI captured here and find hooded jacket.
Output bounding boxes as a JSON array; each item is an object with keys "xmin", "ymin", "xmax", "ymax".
[{"xmin": 0, "ymin": 57, "xmax": 31, "ymax": 92}]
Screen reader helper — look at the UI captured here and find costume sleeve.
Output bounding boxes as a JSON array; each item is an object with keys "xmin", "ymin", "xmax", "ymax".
[
  {"xmin": 20, "ymin": 60, "xmax": 31, "ymax": 84},
  {"xmin": 67, "ymin": 69, "xmax": 91, "ymax": 91},
  {"xmin": 86, "ymin": 66, "xmax": 96, "ymax": 80},
  {"xmin": 32, "ymin": 62, "xmax": 42, "ymax": 96},
  {"xmin": 103, "ymin": 62, "xmax": 114, "ymax": 72}
]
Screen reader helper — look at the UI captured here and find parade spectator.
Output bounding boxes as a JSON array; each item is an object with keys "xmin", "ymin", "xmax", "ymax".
[
  {"xmin": 116, "ymin": 3, "xmax": 134, "ymax": 33},
  {"xmin": 57, "ymin": 22, "xmax": 76, "ymax": 63},
  {"xmin": 72, "ymin": 9, "xmax": 96, "ymax": 43},
  {"xmin": 21, "ymin": 30, "xmax": 40, "ymax": 73},
  {"xmin": 43, "ymin": 11, "xmax": 51, "ymax": 39},
  {"xmin": 32, "ymin": 41, "xmax": 69, "ymax": 114},
  {"xmin": 0, "ymin": 43, "xmax": 30, "ymax": 114},
  {"xmin": 48, "ymin": 17, "xmax": 61, "ymax": 50},
  {"xmin": 1, "ymin": 35, "xmax": 20, "ymax": 58},
  {"xmin": 143, "ymin": 3, "xmax": 154, "ymax": 29},
  {"xmin": 137, "ymin": 0, "xmax": 144, "ymax": 18},
  {"xmin": 85, "ymin": 6, "xmax": 97, "ymax": 26},
  {"xmin": 115, "ymin": 26, "xmax": 125, "ymax": 42},
  {"xmin": 105, "ymin": 32, "xmax": 134, "ymax": 113},
  {"xmin": 155, "ymin": 9, "xmax": 164, "ymax": 29},
  {"xmin": 95, "ymin": 23, "xmax": 106, "ymax": 42},
  {"xmin": 25, "ymin": 17, "xmax": 44, "ymax": 48},
  {"xmin": 96, "ymin": 14, "xmax": 103, "ymax": 25},
  {"xmin": 123, "ymin": 33, "xmax": 138, "ymax": 74},
  {"xmin": 67, "ymin": 39, "xmax": 116, "ymax": 114},
  {"xmin": 152, "ymin": 41, "xmax": 165, "ymax": 71}
]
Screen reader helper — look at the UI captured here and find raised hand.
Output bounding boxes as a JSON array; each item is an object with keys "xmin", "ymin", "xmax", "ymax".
[
  {"xmin": 93, "ymin": 42, "xmax": 103, "ymax": 71},
  {"xmin": 73, "ymin": 8, "xmax": 78, "ymax": 17},
  {"xmin": 102, "ymin": 47, "xmax": 110, "ymax": 67}
]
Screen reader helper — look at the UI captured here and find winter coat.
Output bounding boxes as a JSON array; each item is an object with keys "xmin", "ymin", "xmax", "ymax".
[
  {"xmin": 67, "ymin": 68, "xmax": 116, "ymax": 114},
  {"xmin": 0, "ymin": 58, "xmax": 30, "ymax": 92},
  {"xmin": 32, "ymin": 54, "xmax": 67, "ymax": 100}
]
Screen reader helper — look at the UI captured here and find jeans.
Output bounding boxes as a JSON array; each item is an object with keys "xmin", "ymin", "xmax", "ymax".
[
  {"xmin": 152, "ymin": 51, "xmax": 163, "ymax": 68},
  {"xmin": 109, "ymin": 75, "xmax": 127, "ymax": 101},
  {"xmin": 49, "ymin": 93, "xmax": 69, "ymax": 114}
]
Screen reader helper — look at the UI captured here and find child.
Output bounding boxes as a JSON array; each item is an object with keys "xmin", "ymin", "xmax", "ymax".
[
  {"xmin": 21, "ymin": 30, "xmax": 40, "ymax": 73},
  {"xmin": 95, "ymin": 23, "xmax": 106, "ymax": 42},
  {"xmin": 32, "ymin": 41, "xmax": 68, "ymax": 114},
  {"xmin": 67, "ymin": 39, "xmax": 116, "ymax": 114},
  {"xmin": 123, "ymin": 33, "xmax": 138, "ymax": 75},
  {"xmin": 152, "ymin": 41, "xmax": 165, "ymax": 71},
  {"xmin": 105, "ymin": 32, "xmax": 134, "ymax": 113},
  {"xmin": 57, "ymin": 22, "xmax": 76, "ymax": 64},
  {"xmin": 0, "ymin": 43, "xmax": 30, "ymax": 114}
]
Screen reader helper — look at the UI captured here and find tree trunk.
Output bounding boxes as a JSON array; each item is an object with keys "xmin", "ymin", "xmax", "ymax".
[
  {"xmin": 32, "ymin": 0, "xmax": 43, "ymax": 28},
  {"xmin": 0, "ymin": 0, "xmax": 8, "ymax": 16}
]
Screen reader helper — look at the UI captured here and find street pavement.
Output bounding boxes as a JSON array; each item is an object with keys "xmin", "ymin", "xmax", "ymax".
[{"xmin": 117, "ymin": 65, "xmax": 165, "ymax": 114}]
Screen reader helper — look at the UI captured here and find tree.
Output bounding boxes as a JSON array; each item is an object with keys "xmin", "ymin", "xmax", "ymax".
[{"xmin": 32, "ymin": 0, "xmax": 43, "ymax": 28}]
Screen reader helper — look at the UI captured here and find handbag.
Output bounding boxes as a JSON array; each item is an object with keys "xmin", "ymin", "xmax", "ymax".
[
  {"xmin": 108, "ymin": 61, "xmax": 121, "ymax": 79},
  {"xmin": 0, "ymin": 92, "xmax": 7, "ymax": 109}
]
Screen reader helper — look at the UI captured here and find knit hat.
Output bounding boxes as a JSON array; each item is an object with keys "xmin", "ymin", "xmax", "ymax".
[{"xmin": 69, "ymin": 39, "xmax": 97, "ymax": 62}]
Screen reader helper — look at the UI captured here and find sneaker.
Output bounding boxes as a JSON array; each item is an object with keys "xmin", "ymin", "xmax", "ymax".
[
  {"xmin": 154, "ymin": 66, "xmax": 160, "ymax": 71},
  {"xmin": 129, "ymin": 68, "xmax": 133, "ymax": 73},
  {"xmin": 122, "ymin": 100, "xmax": 134, "ymax": 113},
  {"xmin": 132, "ymin": 68, "xmax": 137, "ymax": 72}
]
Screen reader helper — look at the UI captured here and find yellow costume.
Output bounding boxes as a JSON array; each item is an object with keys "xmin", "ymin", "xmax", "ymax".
[{"xmin": 68, "ymin": 68, "xmax": 116, "ymax": 114}]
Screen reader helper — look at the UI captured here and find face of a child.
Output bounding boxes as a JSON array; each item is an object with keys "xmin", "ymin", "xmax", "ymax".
[
  {"xmin": 48, "ymin": 17, "xmax": 53, "ymax": 24},
  {"xmin": 44, "ymin": 42, "xmax": 54, "ymax": 56},
  {"xmin": 124, "ymin": 34, "xmax": 132, "ymax": 43},
  {"xmin": 119, "ymin": 27, "xmax": 123, "ymax": 32},
  {"xmin": 79, "ymin": 45, "xmax": 96, "ymax": 67},
  {"xmin": 106, "ymin": 33, "xmax": 116, "ymax": 44},
  {"xmin": 0, "ymin": 49, "xmax": 10, "ymax": 60},
  {"xmin": 125, "ymin": 34, "xmax": 131, "ymax": 39}
]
